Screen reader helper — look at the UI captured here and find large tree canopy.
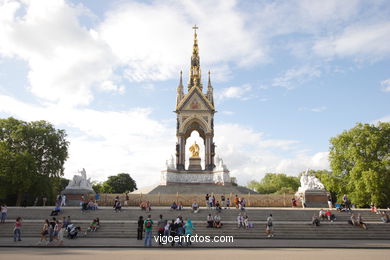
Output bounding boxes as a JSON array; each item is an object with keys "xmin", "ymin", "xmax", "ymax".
[
  {"xmin": 324, "ymin": 122, "xmax": 390, "ymax": 207},
  {"xmin": 248, "ymin": 173, "xmax": 300, "ymax": 194},
  {"xmin": 95, "ymin": 173, "xmax": 137, "ymax": 194},
  {"xmin": 0, "ymin": 117, "xmax": 69, "ymax": 205}
]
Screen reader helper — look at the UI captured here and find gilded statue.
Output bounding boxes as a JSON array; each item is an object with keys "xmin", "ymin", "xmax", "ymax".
[{"xmin": 189, "ymin": 142, "xmax": 200, "ymax": 158}]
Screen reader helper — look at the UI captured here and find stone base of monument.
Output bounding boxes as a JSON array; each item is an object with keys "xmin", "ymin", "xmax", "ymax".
[
  {"xmin": 188, "ymin": 157, "xmax": 202, "ymax": 171},
  {"xmin": 160, "ymin": 169, "xmax": 231, "ymax": 186},
  {"xmin": 61, "ymin": 189, "xmax": 95, "ymax": 206},
  {"xmin": 303, "ymin": 190, "xmax": 328, "ymax": 208}
]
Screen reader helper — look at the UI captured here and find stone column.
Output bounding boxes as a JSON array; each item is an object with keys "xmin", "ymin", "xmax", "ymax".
[
  {"xmin": 205, "ymin": 136, "xmax": 215, "ymax": 171},
  {"xmin": 176, "ymin": 136, "xmax": 186, "ymax": 170},
  {"xmin": 204, "ymin": 137, "xmax": 210, "ymax": 167}
]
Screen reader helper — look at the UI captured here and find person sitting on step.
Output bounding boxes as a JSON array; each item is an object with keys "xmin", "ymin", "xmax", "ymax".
[
  {"xmin": 213, "ymin": 214, "xmax": 222, "ymax": 228},
  {"xmin": 319, "ymin": 209, "xmax": 326, "ymax": 220},
  {"xmin": 380, "ymin": 211, "xmax": 390, "ymax": 223},
  {"xmin": 357, "ymin": 214, "xmax": 368, "ymax": 230},
  {"xmin": 87, "ymin": 219, "xmax": 98, "ymax": 232},
  {"xmin": 177, "ymin": 201, "xmax": 183, "ymax": 211},
  {"xmin": 192, "ymin": 201, "xmax": 199, "ymax": 213},
  {"xmin": 325, "ymin": 209, "xmax": 336, "ymax": 222},
  {"xmin": 348, "ymin": 214, "xmax": 358, "ymax": 226},
  {"xmin": 312, "ymin": 214, "xmax": 320, "ymax": 226},
  {"xmin": 139, "ymin": 201, "xmax": 147, "ymax": 211},
  {"xmin": 170, "ymin": 201, "xmax": 178, "ymax": 210}
]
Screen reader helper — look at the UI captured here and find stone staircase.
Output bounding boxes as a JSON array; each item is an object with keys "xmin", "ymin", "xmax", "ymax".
[{"xmin": 1, "ymin": 207, "xmax": 389, "ymax": 240}]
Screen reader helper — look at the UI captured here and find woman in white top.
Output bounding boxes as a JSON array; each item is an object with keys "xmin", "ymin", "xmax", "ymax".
[{"xmin": 1, "ymin": 204, "xmax": 7, "ymax": 223}]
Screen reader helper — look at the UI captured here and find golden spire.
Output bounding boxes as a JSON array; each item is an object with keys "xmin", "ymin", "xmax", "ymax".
[{"xmin": 188, "ymin": 25, "xmax": 202, "ymax": 90}]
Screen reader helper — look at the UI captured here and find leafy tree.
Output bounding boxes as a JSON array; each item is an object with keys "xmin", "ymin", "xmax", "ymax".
[
  {"xmin": 92, "ymin": 181, "xmax": 103, "ymax": 194},
  {"xmin": 248, "ymin": 173, "xmax": 300, "ymax": 194},
  {"xmin": 323, "ymin": 122, "xmax": 390, "ymax": 207},
  {"xmin": 0, "ymin": 117, "xmax": 69, "ymax": 205},
  {"xmin": 102, "ymin": 173, "xmax": 137, "ymax": 193}
]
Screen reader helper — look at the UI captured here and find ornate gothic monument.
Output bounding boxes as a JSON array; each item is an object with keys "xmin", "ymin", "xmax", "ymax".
[{"xmin": 159, "ymin": 26, "xmax": 232, "ymax": 187}]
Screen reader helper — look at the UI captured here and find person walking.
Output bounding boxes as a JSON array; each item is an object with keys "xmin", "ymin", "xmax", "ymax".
[
  {"xmin": 13, "ymin": 217, "xmax": 22, "ymax": 242},
  {"xmin": 39, "ymin": 219, "xmax": 50, "ymax": 245},
  {"xmin": 144, "ymin": 215, "xmax": 153, "ymax": 247}
]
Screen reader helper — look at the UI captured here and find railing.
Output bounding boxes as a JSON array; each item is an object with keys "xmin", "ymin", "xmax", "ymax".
[{"xmin": 91, "ymin": 193, "xmax": 300, "ymax": 207}]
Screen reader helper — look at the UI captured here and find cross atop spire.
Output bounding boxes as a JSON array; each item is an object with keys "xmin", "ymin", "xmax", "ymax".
[{"xmin": 192, "ymin": 25, "xmax": 198, "ymax": 33}]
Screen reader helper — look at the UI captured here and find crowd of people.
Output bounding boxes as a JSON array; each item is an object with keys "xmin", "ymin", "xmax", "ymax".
[
  {"xmin": 3, "ymin": 192, "xmax": 390, "ymax": 246},
  {"xmin": 138, "ymin": 214, "xmax": 196, "ymax": 247}
]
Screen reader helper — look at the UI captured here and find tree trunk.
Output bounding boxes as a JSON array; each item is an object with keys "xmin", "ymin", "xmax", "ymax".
[{"xmin": 16, "ymin": 191, "xmax": 24, "ymax": 206}]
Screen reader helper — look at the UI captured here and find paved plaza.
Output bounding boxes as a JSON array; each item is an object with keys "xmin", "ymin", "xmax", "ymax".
[{"xmin": 1, "ymin": 248, "xmax": 390, "ymax": 260}]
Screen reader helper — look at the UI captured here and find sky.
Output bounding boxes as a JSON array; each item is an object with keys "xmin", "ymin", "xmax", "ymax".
[{"xmin": 0, "ymin": 0, "xmax": 389, "ymax": 188}]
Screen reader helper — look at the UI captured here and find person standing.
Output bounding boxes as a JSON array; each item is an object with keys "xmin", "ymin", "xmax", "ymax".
[
  {"xmin": 137, "ymin": 216, "xmax": 144, "ymax": 240},
  {"xmin": 226, "ymin": 198, "xmax": 230, "ymax": 209},
  {"xmin": 144, "ymin": 215, "xmax": 153, "ymax": 247},
  {"xmin": 266, "ymin": 214, "xmax": 274, "ymax": 238},
  {"xmin": 221, "ymin": 195, "xmax": 226, "ymax": 209},
  {"xmin": 234, "ymin": 195, "xmax": 239, "ymax": 209},
  {"xmin": 124, "ymin": 193, "xmax": 129, "ymax": 206},
  {"xmin": 184, "ymin": 218, "xmax": 195, "ymax": 246},
  {"xmin": 80, "ymin": 194, "xmax": 85, "ymax": 206},
  {"xmin": 1, "ymin": 204, "xmax": 7, "ymax": 223},
  {"xmin": 205, "ymin": 194, "xmax": 210, "ymax": 208},
  {"xmin": 61, "ymin": 194, "xmax": 66, "ymax": 207},
  {"xmin": 208, "ymin": 196, "xmax": 213, "ymax": 209},
  {"xmin": 13, "ymin": 217, "xmax": 22, "ymax": 242},
  {"xmin": 95, "ymin": 193, "xmax": 100, "ymax": 202},
  {"xmin": 157, "ymin": 214, "xmax": 167, "ymax": 245}
]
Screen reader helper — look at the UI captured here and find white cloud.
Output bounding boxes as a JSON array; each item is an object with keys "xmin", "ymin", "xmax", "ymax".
[
  {"xmin": 217, "ymin": 84, "xmax": 252, "ymax": 100},
  {"xmin": 313, "ymin": 22, "xmax": 390, "ymax": 60},
  {"xmin": 381, "ymin": 79, "xmax": 390, "ymax": 92},
  {"xmin": 0, "ymin": 0, "xmax": 123, "ymax": 106},
  {"xmin": 215, "ymin": 124, "xmax": 329, "ymax": 184},
  {"xmin": 272, "ymin": 66, "xmax": 321, "ymax": 90},
  {"xmin": 299, "ymin": 106, "xmax": 327, "ymax": 113},
  {"xmin": 0, "ymin": 0, "xmax": 267, "ymax": 106},
  {"xmin": 98, "ymin": 0, "xmax": 265, "ymax": 82}
]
